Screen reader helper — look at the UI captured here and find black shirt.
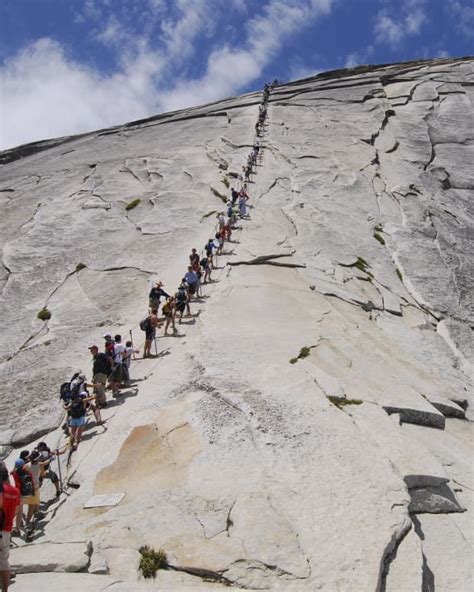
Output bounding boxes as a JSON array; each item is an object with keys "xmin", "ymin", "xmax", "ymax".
[{"xmin": 93, "ymin": 352, "xmax": 111, "ymax": 376}]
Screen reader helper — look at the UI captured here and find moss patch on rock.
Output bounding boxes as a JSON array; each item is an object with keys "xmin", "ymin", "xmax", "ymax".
[
  {"xmin": 37, "ymin": 307, "xmax": 51, "ymax": 321},
  {"xmin": 125, "ymin": 198, "xmax": 141, "ymax": 211}
]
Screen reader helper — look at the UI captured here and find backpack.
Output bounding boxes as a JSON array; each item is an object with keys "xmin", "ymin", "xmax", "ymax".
[
  {"xmin": 59, "ymin": 372, "xmax": 80, "ymax": 403},
  {"xmin": 177, "ymin": 289, "xmax": 186, "ymax": 303},
  {"xmin": 162, "ymin": 301, "xmax": 171, "ymax": 315},
  {"xmin": 17, "ymin": 469, "xmax": 35, "ymax": 497},
  {"xmin": 140, "ymin": 316, "xmax": 150, "ymax": 331},
  {"xmin": 69, "ymin": 394, "xmax": 85, "ymax": 419}
]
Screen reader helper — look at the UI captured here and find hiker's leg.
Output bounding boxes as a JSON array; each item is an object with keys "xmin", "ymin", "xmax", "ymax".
[
  {"xmin": 93, "ymin": 373, "xmax": 107, "ymax": 406},
  {"xmin": 48, "ymin": 469, "xmax": 60, "ymax": 493},
  {"xmin": 76, "ymin": 425, "xmax": 85, "ymax": 446},
  {"xmin": 15, "ymin": 505, "xmax": 23, "ymax": 530},
  {"xmin": 92, "ymin": 405, "xmax": 101, "ymax": 423}
]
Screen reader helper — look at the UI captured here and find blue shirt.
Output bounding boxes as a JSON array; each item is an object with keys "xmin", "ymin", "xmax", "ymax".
[{"xmin": 184, "ymin": 271, "xmax": 198, "ymax": 285}]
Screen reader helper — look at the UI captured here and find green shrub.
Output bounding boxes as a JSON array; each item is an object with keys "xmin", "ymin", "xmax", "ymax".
[
  {"xmin": 327, "ymin": 396, "xmax": 363, "ymax": 409},
  {"xmin": 138, "ymin": 546, "xmax": 169, "ymax": 579},
  {"xmin": 125, "ymin": 198, "xmax": 141, "ymax": 211},
  {"xmin": 373, "ymin": 232, "xmax": 385, "ymax": 245},
  {"xmin": 396, "ymin": 268, "xmax": 403, "ymax": 281},
  {"xmin": 201, "ymin": 210, "xmax": 217, "ymax": 221},
  {"xmin": 290, "ymin": 345, "xmax": 317, "ymax": 364},
  {"xmin": 221, "ymin": 176, "xmax": 230, "ymax": 188},
  {"xmin": 75, "ymin": 262, "xmax": 86, "ymax": 272},
  {"xmin": 37, "ymin": 307, "xmax": 51, "ymax": 321},
  {"xmin": 210, "ymin": 187, "xmax": 227, "ymax": 203}
]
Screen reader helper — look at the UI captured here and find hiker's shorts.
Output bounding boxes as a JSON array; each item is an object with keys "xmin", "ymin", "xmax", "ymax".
[
  {"xmin": 22, "ymin": 490, "xmax": 40, "ymax": 505},
  {"xmin": 69, "ymin": 416, "xmax": 86, "ymax": 428},
  {"xmin": 93, "ymin": 373, "xmax": 107, "ymax": 405},
  {"xmin": 0, "ymin": 531, "xmax": 11, "ymax": 571}
]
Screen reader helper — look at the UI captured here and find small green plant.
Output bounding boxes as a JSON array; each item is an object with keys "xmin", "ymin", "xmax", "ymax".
[
  {"xmin": 75, "ymin": 262, "xmax": 86, "ymax": 272},
  {"xmin": 125, "ymin": 198, "xmax": 141, "ymax": 211},
  {"xmin": 341, "ymin": 256, "xmax": 372, "ymax": 275},
  {"xmin": 210, "ymin": 187, "xmax": 227, "ymax": 203},
  {"xmin": 44, "ymin": 340, "xmax": 51, "ymax": 346},
  {"xmin": 37, "ymin": 307, "xmax": 51, "ymax": 321},
  {"xmin": 289, "ymin": 345, "xmax": 317, "ymax": 364},
  {"xmin": 396, "ymin": 268, "xmax": 403, "ymax": 281},
  {"xmin": 374, "ymin": 223, "xmax": 383, "ymax": 232},
  {"xmin": 138, "ymin": 546, "xmax": 169, "ymax": 579},
  {"xmin": 373, "ymin": 232, "xmax": 385, "ymax": 245},
  {"xmin": 221, "ymin": 176, "xmax": 230, "ymax": 188},
  {"xmin": 200, "ymin": 210, "xmax": 217, "ymax": 222},
  {"xmin": 327, "ymin": 396, "xmax": 363, "ymax": 409}
]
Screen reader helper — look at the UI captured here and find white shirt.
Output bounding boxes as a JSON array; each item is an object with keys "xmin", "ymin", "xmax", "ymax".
[{"xmin": 114, "ymin": 343, "xmax": 125, "ymax": 364}]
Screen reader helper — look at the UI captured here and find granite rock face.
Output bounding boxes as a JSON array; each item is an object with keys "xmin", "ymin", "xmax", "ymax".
[{"xmin": 1, "ymin": 57, "xmax": 473, "ymax": 591}]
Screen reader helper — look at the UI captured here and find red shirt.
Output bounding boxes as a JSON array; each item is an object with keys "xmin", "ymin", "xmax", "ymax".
[{"xmin": 0, "ymin": 482, "xmax": 20, "ymax": 532}]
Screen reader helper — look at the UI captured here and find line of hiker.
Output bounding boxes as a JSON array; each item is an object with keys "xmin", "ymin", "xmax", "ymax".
[{"xmin": 0, "ymin": 83, "xmax": 273, "ymax": 581}]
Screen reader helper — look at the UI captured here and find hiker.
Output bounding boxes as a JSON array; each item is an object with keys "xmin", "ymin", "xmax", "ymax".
[
  {"xmin": 231, "ymin": 187, "xmax": 239, "ymax": 205},
  {"xmin": 63, "ymin": 382, "xmax": 99, "ymax": 449},
  {"xmin": 184, "ymin": 266, "xmax": 199, "ymax": 298},
  {"xmin": 123, "ymin": 341, "xmax": 139, "ymax": 382},
  {"xmin": 11, "ymin": 459, "xmax": 35, "ymax": 532},
  {"xmin": 25, "ymin": 451, "xmax": 41, "ymax": 525},
  {"xmin": 205, "ymin": 238, "xmax": 217, "ymax": 269},
  {"xmin": 142, "ymin": 313, "xmax": 159, "ymax": 358},
  {"xmin": 0, "ymin": 466, "xmax": 20, "ymax": 592},
  {"xmin": 162, "ymin": 297, "xmax": 177, "ymax": 336},
  {"xmin": 189, "ymin": 248, "xmax": 200, "ymax": 271},
  {"xmin": 215, "ymin": 231, "xmax": 224, "ymax": 255},
  {"xmin": 103, "ymin": 333, "xmax": 115, "ymax": 370},
  {"xmin": 148, "ymin": 281, "xmax": 169, "ymax": 312},
  {"xmin": 176, "ymin": 282, "xmax": 190, "ymax": 323},
  {"xmin": 88, "ymin": 345, "xmax": 111, "ymax": 408},
  {"xmin": 238, "ymin": 193, "xmax": 248, "ymax": 218},
  {"xmin": 35, "ymin": 443, "xmax": 64, "ymax": 498},
  {"xmin": 216, "ymin": 211, "xmax": 225, "ymax": 232},
  {"xmin": 109, "ymin": 334, "xmax": 126, "ymax": 396},
  {"xmin": 200, "ymin": 255, "xmax": 211, "ymax": 283}
]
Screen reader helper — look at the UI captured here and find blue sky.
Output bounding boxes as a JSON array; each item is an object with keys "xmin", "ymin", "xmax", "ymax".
[{"xmin": 0, "ymin": 0, "xmax": 473, "ymax": 149}]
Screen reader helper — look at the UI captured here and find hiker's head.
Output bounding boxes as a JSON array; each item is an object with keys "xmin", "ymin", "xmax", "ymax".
[
  {"xmin": 125, "ymin": 340, "xmax": 132, "ymax": 347},
  {"xmin": 30, "ymin": 450, "xmax": 40, "ymax": 463},
  {"xmin": 15, "ymin": 459, "xmax": 25, "ymax": 471},
  {"xmin": 37, "ymin": 442, "xmax": 48, "ymax": 451},
  {"xmin": 89, "ymin": 345, "xmax": 98, "ymax": 354},
  {"xmin": 192, "ymin": 248, "xmax": 197, "ymax": 253},
  {"xmin": 115, "ymin": 334, "xmax": 121, "ymax": 343},
  {"xmin": 156, "ymin": 281, "xmax": 163, "ymax": 287},
  {"xmin": 20, "ymin": 450, "xmax": 30, "ymax": 461},
  {"xmin": 188, "ymin": 266, "xmax": 193, "ymax": 271},
  {"xmin": 0, "ymin": 467, "xmax": 8, "ymax": 483}
]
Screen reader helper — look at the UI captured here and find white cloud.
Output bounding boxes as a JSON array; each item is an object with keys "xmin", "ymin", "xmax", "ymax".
[
  {"xmin": 447, "ymin": 0, "xmax": 474, "ymax": 38},
  {"xmin": 0, "ymin": 0, "xmax": 334, "ymax": 150},
  {"xmin": 374, "ymin": 0, "xmax": 427, "ymax": 47},
  {"xmin": 0, "ymin": 38, "xmax": 161, "ymax": 149},
  {"xmin": 344, "ymin": 46, "xmax": 375, "ymax": 68}
]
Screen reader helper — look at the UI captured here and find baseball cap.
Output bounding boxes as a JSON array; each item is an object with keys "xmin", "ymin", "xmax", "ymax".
[{"xmin": 88, "ymin": 344, "xmax": 98, "ymax": 350}]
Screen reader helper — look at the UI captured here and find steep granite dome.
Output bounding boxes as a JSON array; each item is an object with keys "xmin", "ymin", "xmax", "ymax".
[{"xmin": 1, "ymin": 57, "xmax": 473, "ymax": 591}]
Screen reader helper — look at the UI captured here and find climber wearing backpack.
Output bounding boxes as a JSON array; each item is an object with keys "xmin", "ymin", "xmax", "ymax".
[
  {"xmin": 88, "ymin": 345, "xmax": 111, "ymax": 407},
  {"xmin": 11, "ymin": 459, "xmax": 35, "ymax": 532},
  {"xmin": 162, "ymin": 297, "xmax": 177, "ymax": 336},
  {"xmin": 141, "ymin": 313, "xmax": 159, "ymax": 358},
  {"xmin": 64, "ymin": 378, "xmax": 102, "ymax": 449},
  {"xmin": 175, "ymin": 282, "xmax": 191, "ymax": 324}
]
